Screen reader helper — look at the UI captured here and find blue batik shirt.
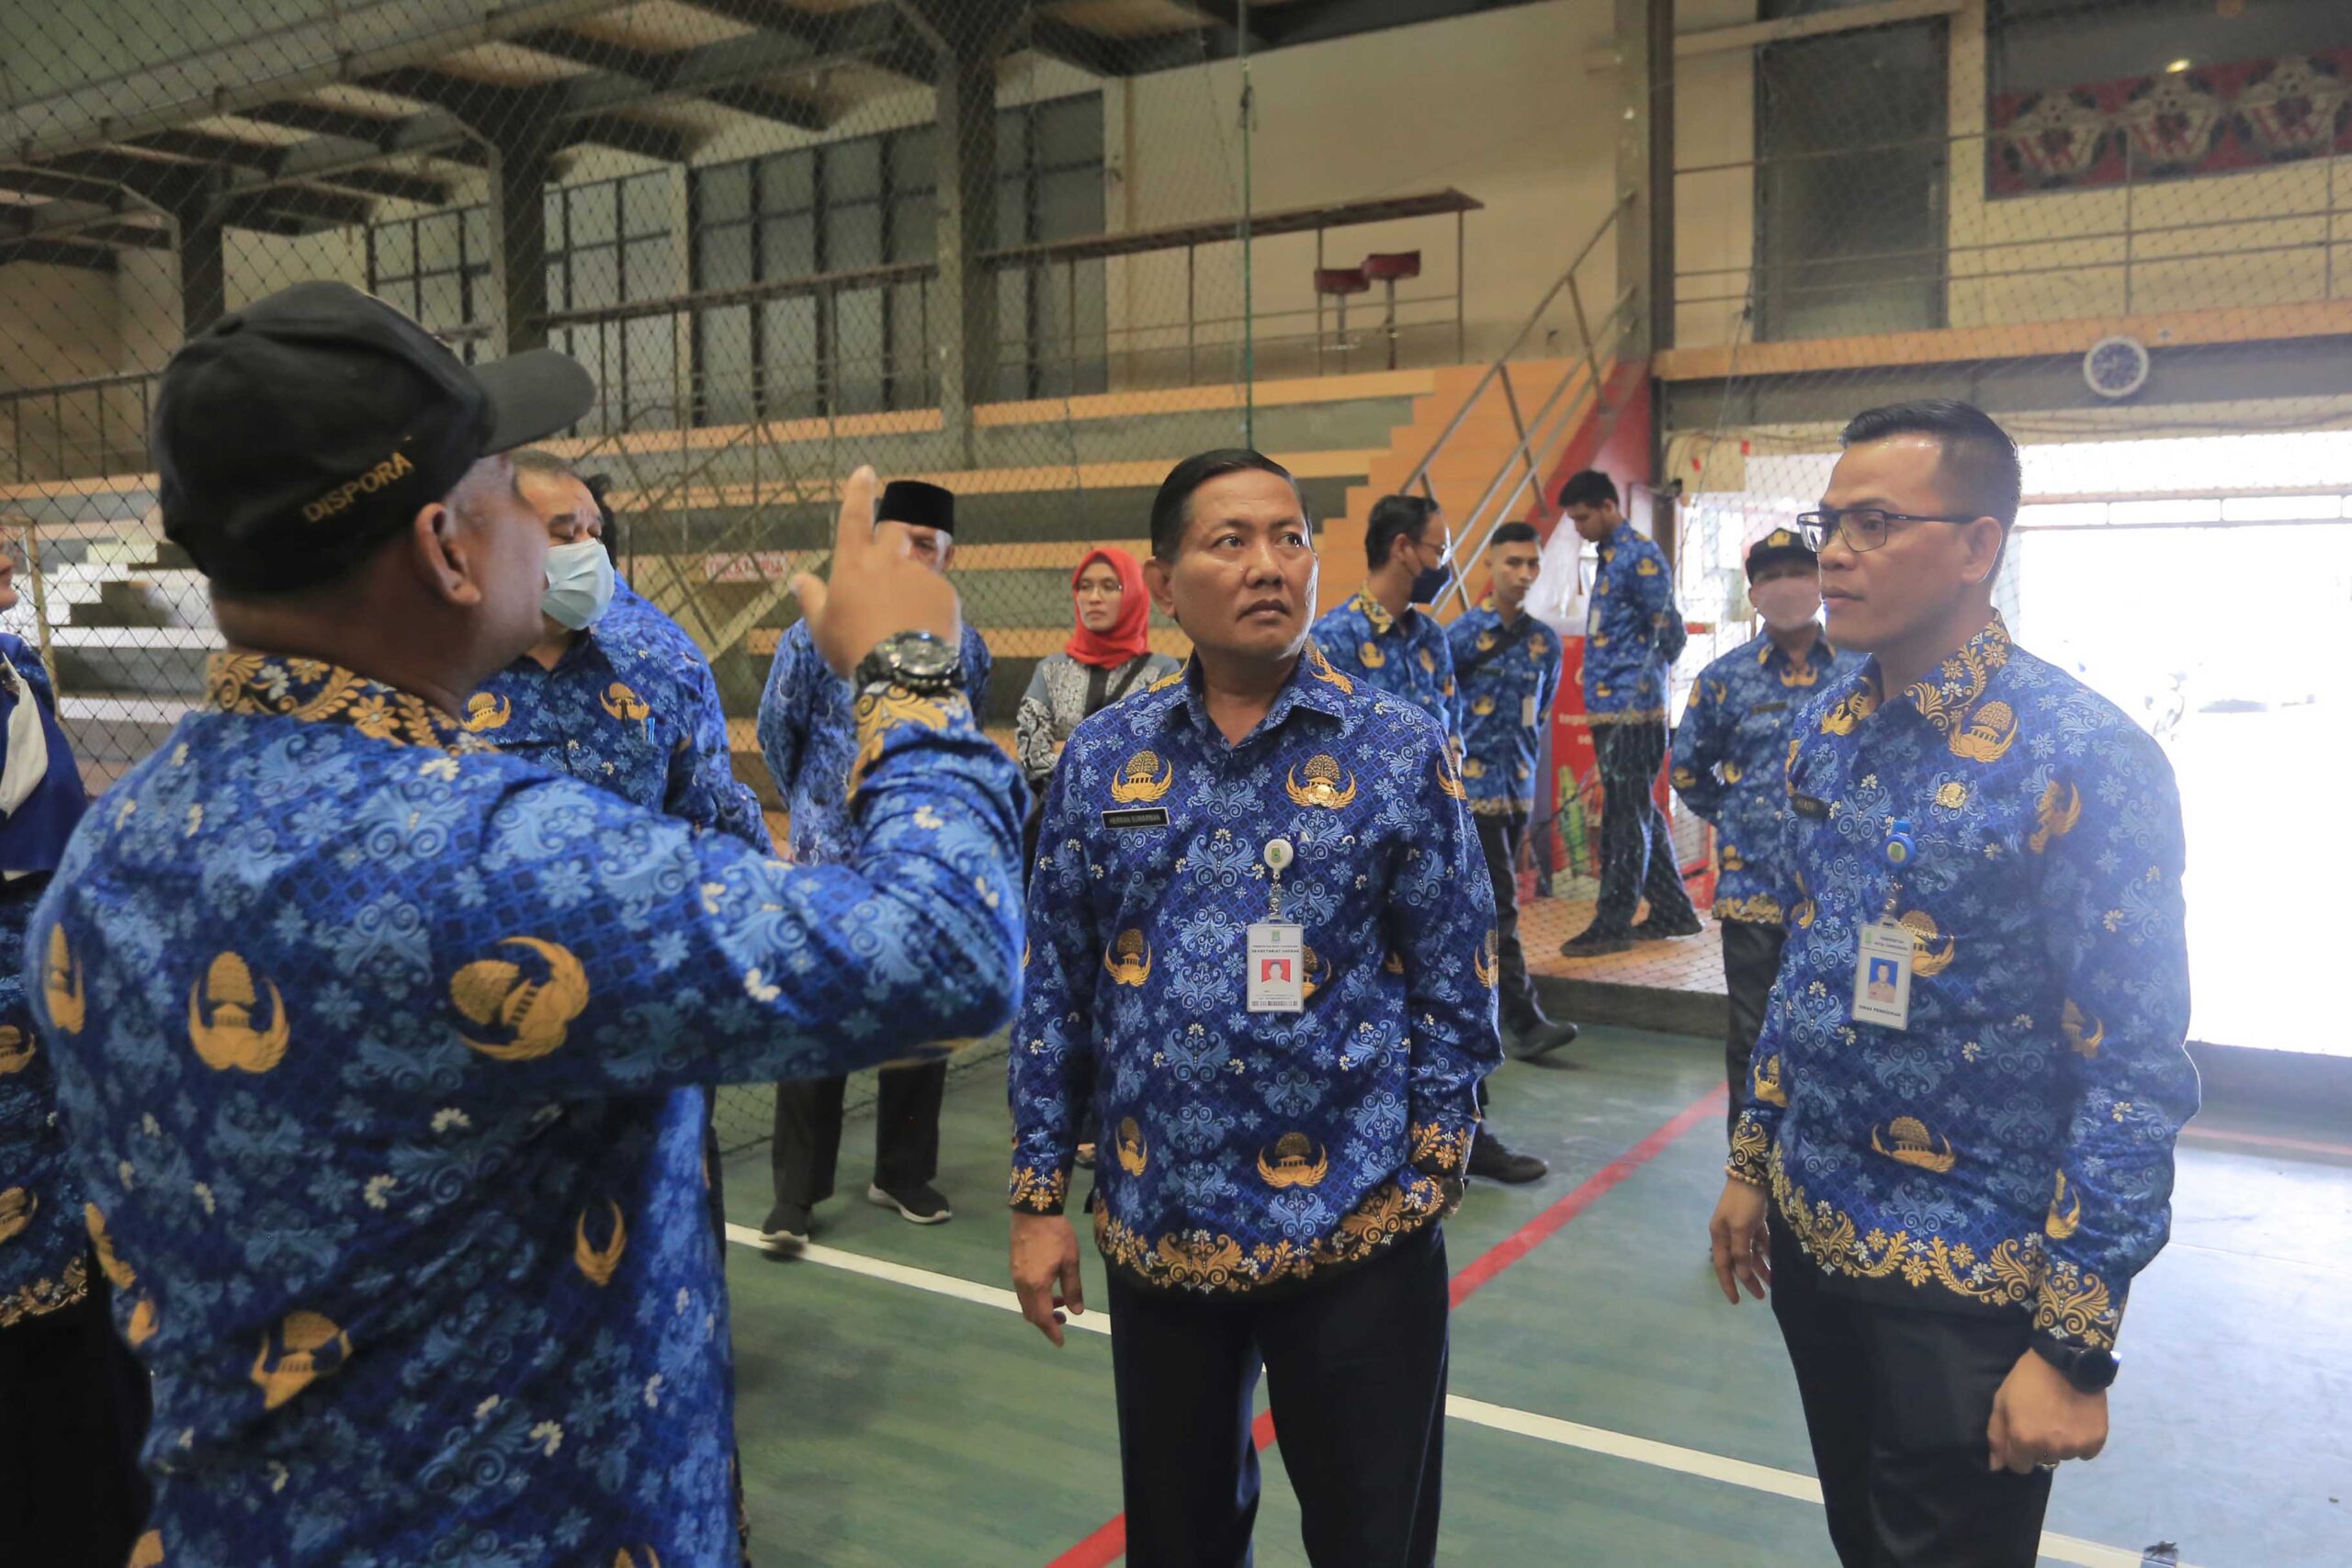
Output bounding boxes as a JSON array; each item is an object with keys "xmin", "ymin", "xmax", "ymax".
[
  {"xmin": 0, "ymin": 634, "xmax": 90, "ymax": 1329},
  {"xmin": 1730, "ymin": 616, "xmax": 2197, "ymax": 1359},
  {"xmin": 1309, "ymin": 590, "xmax": 1461, "ymax": 742},
  {"xmin": 1010, "ymin": 646, "xmax": 1500, "ymax": 1296},
  {"xmin": 470, "ymin": 584, "xmax": 767, "ymax": 853},
  {"xmin": 761, "ymin": 618, "xmax": 994, "ymax": 865},
  {"xmin": 1583, "ymin": 523, "xmax": 1686, "ymax": 724},
  {"xmin": 28, "ymin": 651, "xmax": 1022, "ymax": 1566},
  {"xmin": 1446, "ymin": 598, "xmax": 1562, "ymax": 816},
  {"xmin": 1670, "ymin": 628, "xmax": 1861, "ymax": 923}
]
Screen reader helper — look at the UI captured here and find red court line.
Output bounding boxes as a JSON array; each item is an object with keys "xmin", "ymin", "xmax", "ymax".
[{"xmin": 1042, "ymin": 1083, "xmax": 1729, "ymax": 1568}]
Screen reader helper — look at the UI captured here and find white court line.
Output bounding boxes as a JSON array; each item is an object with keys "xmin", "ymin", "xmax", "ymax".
[{"xmin": 723, "ymin": 1224, "xmax": 2189, "ymax": 1568}]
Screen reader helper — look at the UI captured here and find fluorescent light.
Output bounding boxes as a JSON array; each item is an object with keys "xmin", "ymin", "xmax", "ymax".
[
  {"xmin": 2221, "ymin": 494, "xmax": 2346, "ymax": 523},
  {"xmin": 2165, "ymin": 58, "xmax": 2192, "ymax": 73},
  {"xmin": 2108, "ymin": 498, "xmax": 2221, "ymax": 525},
  {"xmin": 2015, "ymin": 502, "xmax": 2110, "ymax": 527}
]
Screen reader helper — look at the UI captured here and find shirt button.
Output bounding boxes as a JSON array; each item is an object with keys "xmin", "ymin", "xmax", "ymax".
[{"xmin": 567, "ymin": 740, "xmax": 581, "ymax": 750}]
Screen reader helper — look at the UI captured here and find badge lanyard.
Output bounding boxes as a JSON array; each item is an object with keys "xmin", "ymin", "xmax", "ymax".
[
  {"xmin": 1850, "ymin": 819, "xmax": 1916, "ymax": 1031},
  {"xmin": 1247, "ymin": 837, "xmax": 1306, "ymax": 1014}
]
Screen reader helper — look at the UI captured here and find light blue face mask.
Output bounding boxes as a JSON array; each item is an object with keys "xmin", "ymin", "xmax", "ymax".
[{"xmin": 542, "ymin": 538, "xmax": 616, "ymax": 630}]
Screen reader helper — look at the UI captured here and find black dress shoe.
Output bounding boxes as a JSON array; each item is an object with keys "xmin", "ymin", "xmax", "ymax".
[
  {"xmin": 1633, "ymin": 912, "xmax": 1704, "ymax": 940},
  {"xmin": 1513, "ymin": 1016, "xmax": 1580, "ymax": 1060},
  {"xmin": 1467, "ymin": 1134, "xmax": 1549, "ymax": 1184},
  {"xmin": 1559, "ymin": 928, "xmax": 1634, "ymax": 959}
]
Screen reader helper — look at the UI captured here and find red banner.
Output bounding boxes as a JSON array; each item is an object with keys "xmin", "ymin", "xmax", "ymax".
[{"xmin": 1991, "ymin": 48, "xmax": 2352, "ymax": 197}]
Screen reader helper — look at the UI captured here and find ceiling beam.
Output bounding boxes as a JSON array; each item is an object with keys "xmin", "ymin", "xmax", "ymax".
[
  {"xmin": 126, "ymin": 129, "xmax": 282, "ymax": 173},
  {"xmin": 0, "ymin": 165, "xmax": 146, "ymax": 208},
  {"xmin": 0, "ymin": 201, "xmax": 171, "ymax": 249},
  {"xmin": 0, "ymin": 236, "xmax": 120, "ymax": 272},
  {"xmin": 685, "ymin": 0, "xmax": 933, "ymax": 82},
  {"xmin": 514, "ymin": 28, "xmax": 682, "ymax": 85},
  {"xmin": 311, "ymin": 167, "xmax": 455, "ymax": 207},
  {"xmin": 700, "ymin": 82, "xmax": 831, "ymax": 131},
  {"xmin": 1022, "ymin": 18, "xmax": 1132, "ymax": 76},
  {"xmin": 240, "ymin": 101, "xmax": 491, "ymax": 169},
  {"xmin": 220, "ymin": 183, "xmax": 374, "ymax": 230},
  {"xmin": 564, "ymin": 114, "xmax": 694, "ymax": 165}
]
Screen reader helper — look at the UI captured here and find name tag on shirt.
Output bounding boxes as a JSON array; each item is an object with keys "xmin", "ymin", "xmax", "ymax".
[
  {"xmin": 1521, "ymin": 694, "xmax": 1538, "ymax": 728},
  {"xmin": 1851, "ymin": 921, "xmax": 1914, "ymax": 1031},
  {"xmin": 1102, "ymin": 807, "xmax": 1170, "ymax": 831},
  {"xmin": 1246, "ymin": 923, "xmax": 1306, "ymax": 1013}
]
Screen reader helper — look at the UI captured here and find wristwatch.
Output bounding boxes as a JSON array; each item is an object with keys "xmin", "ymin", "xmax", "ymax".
[
  {"xmin": 2031, "ymin": 1339, "xmax": 2120, "ymax": 1393},
  {"xmin": 854, "ymin": 630, "xmax": 963, "ymax": 697}
]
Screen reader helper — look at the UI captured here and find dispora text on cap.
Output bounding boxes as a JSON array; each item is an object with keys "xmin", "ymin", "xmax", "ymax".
[{"xmin": 302, "ymin": 449, "xmax": 416, "ymax": 523}]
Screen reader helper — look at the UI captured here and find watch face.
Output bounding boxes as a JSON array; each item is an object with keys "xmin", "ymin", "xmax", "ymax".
[{"xmin": 892, "ymin": 633, "xmax": 959, "ymax": 681}]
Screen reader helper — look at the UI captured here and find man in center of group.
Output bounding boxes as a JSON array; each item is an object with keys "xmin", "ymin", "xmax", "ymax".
[
  {"xmin": 1010, "ymin": 451, "xmax": 1498, "ymax": 1568},
  {"xmin": 1312, "ymin": 493, "xmax": 1548, "ymax": 1185},
  {"xmin": 757, "ymin": 479, "xmax": 994, "ymax": 1250}
]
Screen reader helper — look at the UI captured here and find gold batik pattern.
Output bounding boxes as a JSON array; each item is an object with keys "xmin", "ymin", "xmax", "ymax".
[
  {"xmin": 1768, "ymin": 1144, "xmax": 2044, "ymax": 1314},
  {"xmin": 1092, "ymin": 1173, "xmax": 1444, "ymax": 1293}
]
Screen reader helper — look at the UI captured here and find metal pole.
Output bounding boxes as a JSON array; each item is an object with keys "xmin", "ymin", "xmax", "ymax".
[
  {"xmin": 1455, "ymin": 209, "xmax": 1466, "ymax": 364},
  {"xmin": 1239, "ymin": 0, "xmax": 1256, "ymax": 447}
]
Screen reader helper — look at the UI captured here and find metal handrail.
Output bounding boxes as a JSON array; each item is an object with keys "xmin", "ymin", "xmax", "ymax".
[{"xmin": 1395, "ymin": 190, "xmax": 1633, "ymax": 502}]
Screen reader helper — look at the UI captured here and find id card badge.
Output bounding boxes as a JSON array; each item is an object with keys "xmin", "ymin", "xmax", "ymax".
[
  {"xmin": 1851, "ymin": 921, "xmax": 1914, "ymax": 1031},
  {"xmin": 1521, "ymin": 694, "xmax": 1538, "ymax": 728},
  {"xmin": 1246, "ymin": 922, "xmax": 1306, "ymax": 1013}
]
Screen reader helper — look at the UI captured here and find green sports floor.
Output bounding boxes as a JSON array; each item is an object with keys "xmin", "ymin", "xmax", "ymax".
[{"xmin": 711, "ymin": 1026, "xmax": 2352, "ymax": 1567}]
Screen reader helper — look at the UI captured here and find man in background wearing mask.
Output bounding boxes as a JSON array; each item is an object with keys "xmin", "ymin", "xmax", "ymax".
[
  {"xmin": 1310, "ymin": 494, "xmax": 1462, "ymax": 741},
  {"xmin": 1311, "ymin": 495, "xmax": 1547, "ymax": 1185},
  {"xmin": 757, "ymin": 479, "xmax": 994, "ymax": 1250},
  {"xmin": 27, "ymin": 280, "xmax": 1023, "ymax": 1562},
  {"xmin": 1669, "ymin": 529, "xmax": 1859, "ymax": 1138},
  {"xmin": 1555, "ymin": 469, "xmax": 1702, "ymax": 958}
]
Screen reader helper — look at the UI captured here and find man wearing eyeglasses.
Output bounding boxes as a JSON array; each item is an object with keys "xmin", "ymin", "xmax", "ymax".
[
  {"xmin": 1705, "ymin": 400, "xmax": 2196, "ymax": 1567},
  {"xmin": 1556, "ymin": 470, "xmax": 1702, "ymax": 959}
]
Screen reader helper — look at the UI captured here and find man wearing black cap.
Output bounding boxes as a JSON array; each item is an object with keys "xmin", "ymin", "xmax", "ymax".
[
  {"xmin": 1668, "ymin": 529, "xmax": 1859, "ymax": 1138},
  {"xmin": 22, "ymin": 281, "xmax": 1024, "ymax": 1564},
  {"xmin": 756, "ymin": 479, "xmax": 994, "ymax": 1249}
]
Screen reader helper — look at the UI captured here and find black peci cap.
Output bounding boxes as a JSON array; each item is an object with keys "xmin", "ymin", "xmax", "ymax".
[
  {"xmin": 1745, "ymin": 527, "xmax": 1817, "ymax": 581},
  {"xmin": 153, "ymin": 280, "xmax": 596, "ymax": 594},
  {"xmin": 877, "ymin": 479, "xmax": 956, "ymax": 535}
]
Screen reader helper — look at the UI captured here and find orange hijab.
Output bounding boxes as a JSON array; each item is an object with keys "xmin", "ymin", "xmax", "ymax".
[{"xmin": 1065, "ymin": 546, "xmax": 1151, "ymax": 669}]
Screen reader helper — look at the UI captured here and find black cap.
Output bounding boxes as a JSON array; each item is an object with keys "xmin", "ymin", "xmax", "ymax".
[
  {"xmin": 1745, "ymin": 527, "xmax": 1816, "ymax": 581},
  {"xmin": 878, "ymin": 479, "xmax": 956, "ymax": 535},
  {"xmin": 153, "ymin": 281, "xmax": 596, "ymax": 594}
]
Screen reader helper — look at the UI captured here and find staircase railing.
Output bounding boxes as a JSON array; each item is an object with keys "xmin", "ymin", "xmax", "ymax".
[{"xmin": 1401, "ymin": 192, "xmax": 1638, "ymax": 617}]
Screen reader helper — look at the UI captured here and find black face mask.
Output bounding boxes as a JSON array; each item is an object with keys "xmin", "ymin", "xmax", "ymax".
[{"xmin": 1409, "ymin": 560, "xmax": 1455, "ymax": 605}]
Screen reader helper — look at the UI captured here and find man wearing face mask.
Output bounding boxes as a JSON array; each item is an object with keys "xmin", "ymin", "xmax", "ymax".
[
  {"xmin": 22, "ymin": 281, "xmax": 1023, "ymax": 1565},
  {"xmin": 1309, "ymin": 494, "xmax": 1464, "ymax": 741},
  {"xmin": 756, "ymin": 479, "xmax": 995, "ymax": 1251},
  {"xmin": 1555, "ymin": 470, "xmax": 1702, "ymax": 958},
  {"xmin": 1669, "ymin": 529, "xmax": 1860, "ymax": 1139},
  {"xmin": 466, "ymin": 449, "xmax": 765, "ymax": 850},
  {"xmin": 1310, "ymin": 494, "xmax": 1546, "ymax": 1185}
]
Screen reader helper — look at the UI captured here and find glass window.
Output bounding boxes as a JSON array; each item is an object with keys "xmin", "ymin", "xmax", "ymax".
[
  {"xmin": 461, "ymin": 207, "xmax": 491, "ymax": 265},
  {"xmin": 828, "ymin": 138, "xmax": 883, "ymax": 203},
  {"xmin": 418, "ymin": 272, "xmax": 465, "ymax": 333},
  {"xmin": 700, "ymin": 163, "xmax": 752, "ymax": 225},
  {"xmin": 699, "ymin": 304, "xmax": 754, "ymax": 425},
  {"xmin": 891, "ymin": 127, "xmax": 936, "ymax": 194},
  {"xmin": 888, "ymin": 193, "xmax": 935, "ymax": 263},
  {"xmin": 571, "ymin": 184, "xmax": 619, "ymax": 247},
  {"xmin": 1036, "ymin": 166, "xmax": 1102, "ymax": 243},
  {"xmin": 545, "ymin": 261, "xmax": 568, "ymax": 314},
  {"xmin": 760, "ymin": 216, "xmax": 816, "ymax": 279},
  {"xmin": 624, "ymin": 237, "xmax": 676, "ymax": 303},
  {"xmin": 624, "ymin": 173, "xmax": 671, "ymax": 238},
  {"xmin": 702, "ymin": 224, "xmax": 753, "ymax": 292},
  {"xmin": 417, "ymin": 211, "xmax": 461, "ymax": 271},
  {"xmin": 571, "ymin": 246, "xmax": 620, "ymax": 311},
  {"xmin": 623, "ymin": 317, "xmax": 678, "ymax": 428},
  {"xmin": 758, "ymin": 152, "xmax": 815, "ymax": 212},
  {"xmin": 1036, "ymin": 95, "xmax": 1102, "ymax": 167},
  {"xmin": 830, "ymin": 204, "xmax": 883, "ymax": 272},
  {"xmin": 372, "ymin": 222, "xmax": 413, "ymax": 279}
]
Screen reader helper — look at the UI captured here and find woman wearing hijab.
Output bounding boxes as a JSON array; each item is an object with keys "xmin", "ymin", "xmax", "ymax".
[
  {"xmin": 1015, "ymin": 546, "xmax": 1182, "ymax": 795},
  {"xmin": 1014, "ymin": 547, "xmax": 1180, "ymax": 1169},
  {"xmin": 0, "ymin": 525, "xmax": 149, "ymax": 1567}
]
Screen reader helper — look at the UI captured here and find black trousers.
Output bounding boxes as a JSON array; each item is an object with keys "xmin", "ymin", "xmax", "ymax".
[
  {"xmin": 1107, "ymin": 1224, "xmax": 1451, "ymax": 1568},
  {"xmin": 0, "ymin": 1266, "xmax": 151, "ymax": 1568},
  {"xmin": 1770, "ymin": 1221, "xmax": 2052, "ymax": 1567},
  {"xmin": 1591, "ymin": 719, "xmax": 1697, "ymax": 937},
  {"xmin": 1474, "ymin": 807, "xmax": 1540, "ymax": 1030},
  {"xmin": 1720, "ymin": 919, "xmax": 1786, "ymax": 1142},
  {"xmin": 769, "ymin": 1060, "xmax": 946, "ymax": 1212}
]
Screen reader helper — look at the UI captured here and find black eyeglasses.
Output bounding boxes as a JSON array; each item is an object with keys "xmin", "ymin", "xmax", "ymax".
[{"xmin": 1797, "ymin": 507, "xmax": 1981, "ymax": 554}]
